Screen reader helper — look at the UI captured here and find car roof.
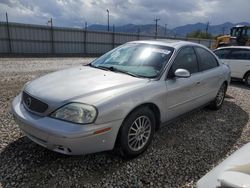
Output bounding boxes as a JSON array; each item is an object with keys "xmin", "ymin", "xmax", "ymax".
[
  {"xmin": 215, "ymin": 46, "xmax": 250, "ymax": 50},
  {"xmin": 128, "ymin": 39, "xmax": 206, "ymax": 49}
]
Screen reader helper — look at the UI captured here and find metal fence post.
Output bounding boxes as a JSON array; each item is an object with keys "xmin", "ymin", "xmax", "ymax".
[
  {"xmin": 6, "ymin": 12, "xmax": 12, "ymax": 54},
  {"xmin": 84, "ymin": 22, "xmax": 87, "ymax": 56},
  {"xmin": 137, "ymin": 27, "xmax": 140, "ymax": 40},
  {"xmin": 84, "ymin": 29, "xmax": 87, "ymax": 55},
  {"xmin": 112, "ymin": 25, "xmax": 115, "ymax": 49}
]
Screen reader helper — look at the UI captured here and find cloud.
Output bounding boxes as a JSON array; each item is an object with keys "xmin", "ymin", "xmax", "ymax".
[{"xmin": 0, "ymin": 0, "xmax": 249, "ymax": 28}]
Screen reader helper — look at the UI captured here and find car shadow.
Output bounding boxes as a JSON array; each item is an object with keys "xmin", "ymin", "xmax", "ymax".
[
  {"xmin": 0, "ymin": 101, "xmax": 248, "ymax": 187},
  {"xmin": 230, "ymin": 80, "xmax": 250, "ymax": 90}
]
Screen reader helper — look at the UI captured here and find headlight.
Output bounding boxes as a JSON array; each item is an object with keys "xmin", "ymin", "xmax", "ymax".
[{"xmin": 50, "ymin": 103, "xmax": 97, "ymax": 124}]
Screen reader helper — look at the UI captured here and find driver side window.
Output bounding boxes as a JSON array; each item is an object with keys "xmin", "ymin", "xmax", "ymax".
[{"xmin": 168, "ymin": 47, "xmax": 198, "ymax": 78}]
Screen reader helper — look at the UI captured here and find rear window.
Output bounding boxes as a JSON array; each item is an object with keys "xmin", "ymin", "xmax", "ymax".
[
  {"xmin": 214, "ymin": 49, "xmax": 231, "ymax": 59},
  {"xmin": 229, "ymin": 49, "xmax": 250, "ymax": 60}
]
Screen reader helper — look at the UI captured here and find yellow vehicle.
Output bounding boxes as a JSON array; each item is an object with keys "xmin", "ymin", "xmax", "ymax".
[{"xmin": 213, "ymin": 25, "xmax": 250, "ymax": 49}]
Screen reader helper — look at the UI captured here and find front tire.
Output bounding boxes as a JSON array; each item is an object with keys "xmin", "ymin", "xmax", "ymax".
[
  {"xmin": 119, "ymin": 107, "xmax": 155, "ymax": 158},
  {"xmin": 244, "ymin": 72, "xmax": 250, "ymax": 87},
  {"xmin": 209, "ymin": 83, "xmax": 227, "ymax": 110}
]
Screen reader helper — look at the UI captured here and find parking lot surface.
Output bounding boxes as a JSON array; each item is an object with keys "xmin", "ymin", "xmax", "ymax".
[{"xmin": 0, "ymin": 58, "xmax": 250, "ymax": 188}]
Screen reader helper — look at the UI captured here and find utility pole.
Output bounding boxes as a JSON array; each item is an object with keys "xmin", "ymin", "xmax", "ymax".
[
  {"xmin": 48, "ymin": 18, "xmax": 54, "ymax": 54},
  {"xmin": 5, "ymin": 12, "xmax": 12, "ymax": 53},
  {"xmin": 164, "ymin": 24, "xmax": 167, "ymax": 37},
  {"xmin": 222, "ymin": 27, "xmax": 226, "ymax": 35},
  {"xmin": 85, "ymin": 21, "xmax": 88, "ymax": 30},
  {"xmin": 137, "ymin": 26, "xmax": 141, "ymax": 34},
  {"xmin": 154, "ymin": 18, "xmax": 160, "ymax": 39},
  {"xmin": 106, "ymin": 9, "xmax": 110, "ymax": 31},
  {"xmin": 205, "ymin": 22, "xmax": 209, "ymax": 35}
]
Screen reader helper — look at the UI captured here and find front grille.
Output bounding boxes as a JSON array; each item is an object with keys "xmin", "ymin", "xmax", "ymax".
[{"xmin": 22, "ymin": 91, "xmax": 48, "ymax": 114}]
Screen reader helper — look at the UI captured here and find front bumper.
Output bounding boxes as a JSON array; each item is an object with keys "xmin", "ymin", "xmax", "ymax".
[{"xmin": 11, "ymin": 94, "xmax": 122, "ymax": 155}]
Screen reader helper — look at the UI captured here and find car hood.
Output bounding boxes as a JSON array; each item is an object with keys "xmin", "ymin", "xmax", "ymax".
[{"xmin": 24, "ymin": 66, "xmax": 148, "ymax": 105}]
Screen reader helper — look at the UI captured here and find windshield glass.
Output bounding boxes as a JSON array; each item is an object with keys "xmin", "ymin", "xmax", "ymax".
[{"xmin": 90, "ymin": 43, "xmax": 174, "ymax": 78}]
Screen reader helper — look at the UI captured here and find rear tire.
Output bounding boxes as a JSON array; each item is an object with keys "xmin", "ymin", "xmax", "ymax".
[
  {"xmin": 209, "ymin": 83, "xmax": 227, "ymax": 110},
  {"xmin": 119, "ymin": 107, "xmax": 155, "ymax": 158},
  {"xmin": 244, "ymin": 72, "xmax": 250, "ymax": 87}
]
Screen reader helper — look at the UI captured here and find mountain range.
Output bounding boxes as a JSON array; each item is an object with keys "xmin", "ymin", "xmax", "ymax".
[{"xmin": 88, "ymin": 22, "xmax": 250, "ymax": 37}]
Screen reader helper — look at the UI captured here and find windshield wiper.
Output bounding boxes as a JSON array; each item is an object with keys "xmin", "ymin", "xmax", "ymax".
[
  {"xmin": 113, "ymin": 68, "xmax": 143, "ymax": 78},
  {"xmin": 87, "ymin": 64, "xmax": 111, "ymax": 71},
  {"xmin": 88, "ymin": 64, "xmax": 146, "ymax": 78},
  {"xmin": 98, "ymin": 65, "xmax": 116, "ymax": 71},
  {"xmin": 104, "ymin": 66, "xmax": 145, "ymax": 78}
]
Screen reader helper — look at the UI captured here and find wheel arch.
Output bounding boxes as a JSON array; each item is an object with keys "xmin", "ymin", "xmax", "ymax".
[
  {"xmin": 243, "ymin": 70, "xmax": 250, "ymax": 80},
  {"xmin": 114, "ymin": 102, "xmax": 161, "ymax": 148},
  {"xmin": 223, "ymin": 80, "xmax": 228, "ymax": 90},
  {"xmin": 124, "ymin": 103, "xmax": 161, "ymax": 130}
]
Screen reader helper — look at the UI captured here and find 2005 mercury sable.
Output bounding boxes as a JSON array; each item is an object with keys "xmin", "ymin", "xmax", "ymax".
[{"xmin": 12, "ymin": 40, "xmax": 230, "ymax": 157}]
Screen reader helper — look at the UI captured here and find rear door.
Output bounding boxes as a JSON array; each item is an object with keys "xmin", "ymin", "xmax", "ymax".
[{"xmin": 194, "ymin": 47, "xmax": 223, "ymax": 104}]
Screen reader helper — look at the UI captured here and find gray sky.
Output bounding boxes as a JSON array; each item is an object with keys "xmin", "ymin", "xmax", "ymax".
[{"xmin": 0, "ymin": 0, "xmax": 250, "ymax": 28}]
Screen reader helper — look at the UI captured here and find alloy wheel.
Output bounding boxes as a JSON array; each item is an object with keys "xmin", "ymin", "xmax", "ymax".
[
  {"xmin": 127, "ymin": 116, "xmax": 152, "ymax": 152},
  {"xmin": 216, "ymin": 85, "xmax": 225, "ymax": 106}
]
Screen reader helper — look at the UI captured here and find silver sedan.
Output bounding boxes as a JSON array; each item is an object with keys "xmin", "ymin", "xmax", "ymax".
[{"xmin": 12, "ymin": 40, "xmax": 231, "ymax": 158}]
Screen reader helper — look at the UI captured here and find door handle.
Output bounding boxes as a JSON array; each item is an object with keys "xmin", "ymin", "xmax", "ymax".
[{"xmin": 196, "ymin": 81, "xmax": 201, "ymax": 85}]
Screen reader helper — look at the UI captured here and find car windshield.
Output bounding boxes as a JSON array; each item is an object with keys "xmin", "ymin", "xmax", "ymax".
[{"xmin": 90, "ymin": 43, "xmax": 174, "ymax": 78}]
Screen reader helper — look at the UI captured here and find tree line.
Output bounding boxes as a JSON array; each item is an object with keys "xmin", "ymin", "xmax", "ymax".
[{"xmin": 186, "ymin": 30, "xmax": 214, "ymax": 39}]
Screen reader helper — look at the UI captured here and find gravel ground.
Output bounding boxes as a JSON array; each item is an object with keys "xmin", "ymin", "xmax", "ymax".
[{"xmin": 0, "ymin": 58, "xmax": 250, "ymax": 188}]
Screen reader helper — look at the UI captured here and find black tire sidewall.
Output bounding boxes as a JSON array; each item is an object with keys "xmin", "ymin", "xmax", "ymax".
[
  {"xmin": 245, "ymin": 73, "xmax": 250, "ymax": 86},
  {"xmin": 209, "ymin": 83, "xmax": 227, "ymax": 110},
  {"xmin": 119, "ymin": 107, "xmax": 155, "ymax": 157},
  {"xmin": 216, "ymin": 84, "xmax": 226, "ymax": 108}
]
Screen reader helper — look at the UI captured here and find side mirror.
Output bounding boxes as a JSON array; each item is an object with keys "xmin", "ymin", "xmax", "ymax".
[{"xmin": 174, "ymin": 69, "xmax": 191, "ymax": 78}]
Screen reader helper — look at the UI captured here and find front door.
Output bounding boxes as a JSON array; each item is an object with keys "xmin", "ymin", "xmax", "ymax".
[{"xmin": 165, "ymin": 46, "xmax": 201, "ymax": 121}]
